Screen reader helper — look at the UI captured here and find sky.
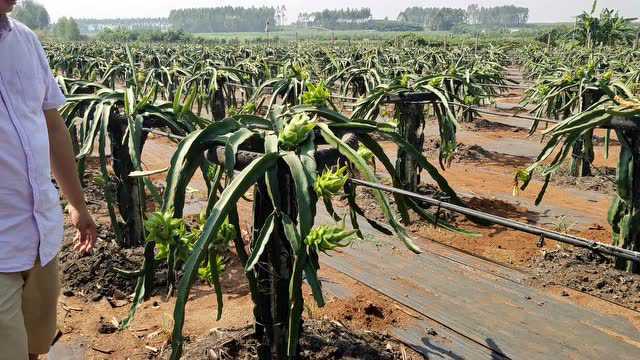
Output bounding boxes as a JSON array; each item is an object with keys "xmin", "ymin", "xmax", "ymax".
[{"xmin": 34, "ymin": 0, "xmax": 640, "ymax": 24}]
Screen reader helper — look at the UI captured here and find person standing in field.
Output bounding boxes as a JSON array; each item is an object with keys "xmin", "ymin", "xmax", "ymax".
[{"xmin": 0, "ymin": 0, "xmax": 98, "ymax": 359}]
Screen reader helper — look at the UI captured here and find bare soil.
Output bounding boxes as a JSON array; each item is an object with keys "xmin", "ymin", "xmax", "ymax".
[
  {"xmin": 423, "ymin": 137, "xmax": 617, "ymax": 195},
  {"xmin": 527, "ymin": 247, "xmax": 640, "ymax": 310},
  {"xmin": 58, "ymin": 167, "xmax": 150, "ymax": 300},
  {"xmin": 59, "ymin": 233, "xmax": 146, "ymax": 299},
  {"xmin": 182, "ymin": 320, "xmax": 422, "ymax": 360}
]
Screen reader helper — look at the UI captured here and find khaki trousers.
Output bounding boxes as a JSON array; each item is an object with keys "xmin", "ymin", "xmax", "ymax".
[{"xmin": 0, "ymin": 258, "xmax": 60, "ymax": 359}]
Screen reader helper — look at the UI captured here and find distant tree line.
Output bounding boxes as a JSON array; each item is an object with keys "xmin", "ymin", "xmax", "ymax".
[
  {"xmin": 168, "ymin": 7, "xmax": 277, "ymax": 33},
  {"xmin": 297, "ymin": 8, "xmax": 372, "ymax": 29},
  {"xmin": 53, "ymin": 17, "xmax": 81, "ymax": 40},
  {"xmin": 10, "ymin": 0, "xmax": 50, "ymax": 29},
  {"xmin": 10, "ymin": 1, "xmax": 81, "ymax": 40},
  {"xmin": 294, "ymin": 8, "xmax": 419, "ymax": 31},
  {"xmin": 75, "ymin": 18, "xmax": 171, "ymax": 34},
  {"xmin": 77, "ymin": 6, "xmax": 281, "ymax": 34},
  {"xmin": 397, "ymin": 4, "xmax": 529, "ymax": 31},
  {"xmin": 96, "ymin": 28, "xmax": 193, "ymax": 43},
  {"xmin": 397, "ymin": 7, "xmax": 467, "ymax": 31},
  {"xmin": 466, "ymin": 5, "xmax": 529, "ymax": 26}
]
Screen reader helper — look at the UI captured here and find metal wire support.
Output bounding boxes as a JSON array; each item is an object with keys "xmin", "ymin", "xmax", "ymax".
[
  {"xmin": 142, "ymin": 127, "xmax": 186, "ymax": 140},
  {"xmin": 476, "ymin": 83, "xmax": 532, "ymax": 90},
  {"xmin": 349, "ymin": 178, "xmax": 640, "ymax": 263}
]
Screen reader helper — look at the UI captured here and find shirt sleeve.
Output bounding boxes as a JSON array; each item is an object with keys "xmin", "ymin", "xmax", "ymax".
[{"xmin": 33, "ymin": 36, "xmax": 65, "ymax": 110}]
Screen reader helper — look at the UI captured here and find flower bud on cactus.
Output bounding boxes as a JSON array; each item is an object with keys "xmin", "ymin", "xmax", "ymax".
[
  {"xmin": 304, "ymin": 224, "xmax": 355, "ymax": 252},
  {"xmin": 429, "ymin": 76, "xmax": 444, "ymax": 88},
  {"xmin": 400, "ymin": 73, "xmax": 410, "ymax": 88},
  {"xmin": 292, "ymin": 64, "xmax": 310, "ymax": 81},
  {"xmin": 136, "ymin": 71, "xmax": 146, "ymax": 84},
  {"xmin": 241, "ymin": 102, "xmax": 257, "ymax": 114},
  {"xmin": 464, "ymin": 95, "xmax": 479, "ymax": 105},
  {"xmin": 215, "ymin": 220, "xmax": 236, "ymax": 244},
  {"xmin": 302, "ymin": 82, "xmax": 331, "ymax": 107},
  {"xmin": 314, "ymin": 166, "xmax": 349, "ymax": 198},
  {"xmin": 357, "ymin": 145, "xmax": 375, "ymax": 163},
  {"xmin": 537, "ymin": 84, "xmax": 550, "ymax": 96},
  {"xmin": 512, "ymin": 169, "xmax": 532, "ymax": 196},
  {"xmin": 155, "ymin": 243, "xmax": 170, "ymax": 261},
  {"xmin": 279, "ymin": 113, "xmax": 316, "ymax": 150},
  {"xmin": 145, "ymin": 209, "xmax": 185, "ymax": 245},
  {"xmin": 198, "ymin": 255, "xmax": 226, "ymax": 283}
]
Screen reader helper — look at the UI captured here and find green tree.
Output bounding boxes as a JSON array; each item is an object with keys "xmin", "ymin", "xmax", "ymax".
[
  {"xmin": 168, "ymin": 6, "xmax": 277, "ymax": 33},
  {"xmin": 431, "ymin": 8, "xmax": 467, "ymax": 31},
  {"xmin": 398, "ymin": 4, "xmax": 529, "ymax": 29},
  {"xmin": 53, "ymin": 17, "xmax": 81, "ymax": 41},
  {"xmin": 397, "ymin": 7, "xmax": 441, "ymax": 26},
  {"xmin": 298, "ymin": 8, "xmax": 372, "ymax": 30},
  {"xmin": 574, "ymin": 1, "xmax": 636, "ymax": 47},
  {"xmin": 10, "ymin": 0, "xmax": 50, "ymax": 30},
  {"xmin": 76, "ymin": 18, "xmax": 170, "ymax": 34}
]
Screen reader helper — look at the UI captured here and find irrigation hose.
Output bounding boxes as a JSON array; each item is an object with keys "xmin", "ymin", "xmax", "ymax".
[
  {"xmin": 452, "ymin": 102, "xmax": 560, "ymax": 124},
  {"xmin": 349, "ymin": 178, "xmax": 640, "ymax": 263},
  {"xmin": 143, "ymin": 128, "xmax": 185, "ymax": 140}
]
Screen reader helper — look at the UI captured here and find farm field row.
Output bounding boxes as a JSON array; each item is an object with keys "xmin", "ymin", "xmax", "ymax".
[{"xmin": 44, "ymin": 16, "xmax": 640, "ymax": 357}]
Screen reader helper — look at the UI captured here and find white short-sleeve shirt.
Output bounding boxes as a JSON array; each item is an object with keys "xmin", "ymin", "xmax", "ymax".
[{"xmin": 0, "ymin": 17, "xmax": 66, "ymax": 272}]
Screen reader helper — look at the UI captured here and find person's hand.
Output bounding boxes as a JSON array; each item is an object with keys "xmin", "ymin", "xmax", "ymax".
[{"xmin": 69, "ymin": 205, "xmax": 98, "ymax": 254}]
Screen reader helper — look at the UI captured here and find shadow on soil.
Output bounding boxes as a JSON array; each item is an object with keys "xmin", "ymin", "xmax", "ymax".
[
  {"xmin": 418, "ymin": 337, "xmax": 466, "ymax": 360},
  {"xmin": 453, "ymin": 144, "xmax": 533, "ymax": 168},
  {"xmin": 416, "ymin": 336, "xmax": 508, "ymax": 360},
  {"xmin": 466, "ymin": 197, "xmax": 540, "ymax": 225},
  {"xmin": 187, "ymin": 256, "xmax": 251, "ymax": 302}
]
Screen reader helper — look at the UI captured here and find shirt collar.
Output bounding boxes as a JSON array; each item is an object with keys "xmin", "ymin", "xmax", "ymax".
[{"xmin": 0, "ymin": 15, "xmax": 12, "ymax": 41}]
